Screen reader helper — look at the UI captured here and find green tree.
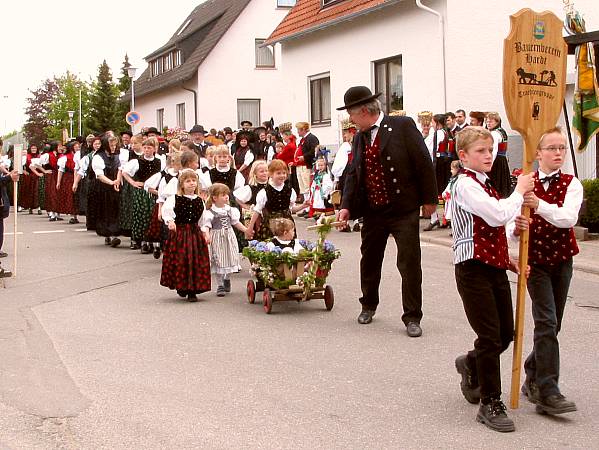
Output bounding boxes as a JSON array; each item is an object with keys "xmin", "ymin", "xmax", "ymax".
[
  {"xmin": 116, "ymin": 54, "xmax": 133, "ymax": 131},
  {"xmin": 44, "ymin": 72, "xmax": 91, "ymax": 140},
  {"xmin": 87, "ymin": 60, "xmax": 121, "ymax": 134}
]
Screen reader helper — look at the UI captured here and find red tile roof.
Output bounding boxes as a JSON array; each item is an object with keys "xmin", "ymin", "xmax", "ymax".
[{"xmin": 267, "ymin": 0, "xmax": 398, "ymax": 44}]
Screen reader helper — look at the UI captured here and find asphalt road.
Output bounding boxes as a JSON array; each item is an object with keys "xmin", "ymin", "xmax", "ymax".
[{"xmin": 1, "ymin": 212, "xmax": 599, "ymax": 449}]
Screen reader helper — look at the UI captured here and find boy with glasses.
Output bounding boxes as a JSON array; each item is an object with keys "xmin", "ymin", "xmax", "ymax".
[{"xmin": 517, "ymin": 126, "xmax": 583, "ymax": 415}]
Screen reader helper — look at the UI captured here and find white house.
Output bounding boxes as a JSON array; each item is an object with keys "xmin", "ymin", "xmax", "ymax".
[
  {"xmin": 266, "ymin": 0, "xmax": 599, "ymax": 178},
  {"xmin": 131, "ymin": 0, "xmax": 295, "ymax": 134}
]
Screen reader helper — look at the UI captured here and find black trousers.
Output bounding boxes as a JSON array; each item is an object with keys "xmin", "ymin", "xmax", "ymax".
[
  {"xmin": 359, "ymin": 209, "xmax": 423, "ymax": 325},
  {"xmin": 455, "ymin": 260, "xmax": 513, "ymax": 403},
  {"xmin": 524, "ymin": 260, "xmax": 573, "ymax": 398}
]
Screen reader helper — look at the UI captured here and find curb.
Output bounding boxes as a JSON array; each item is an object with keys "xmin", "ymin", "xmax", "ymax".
[{"xmin": 419, "ymin": 232, "xmax": 599, "ymax": 276}]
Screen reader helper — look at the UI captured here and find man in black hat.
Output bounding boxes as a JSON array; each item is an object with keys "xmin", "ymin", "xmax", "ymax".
[
  {"xmin": 120, "ymin": 131, "xmax": 133, "ymax": 150},
  {"xmin": 240, "ymin": 120, "xmax": 253, "ymax": 131},
  {"xmin": 189, "ymin": 124, "xmax": 210, "ymax": 158},
  {"xmin": 143, "ymin": 127, "xmax": 168, "ymax": 155},
  {"xmin": 337, "ymin": 86, "xmax": 437, "ymax": 337}
]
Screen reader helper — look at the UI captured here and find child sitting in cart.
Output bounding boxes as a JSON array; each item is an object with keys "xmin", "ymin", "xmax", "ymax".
[{"xmin": 266, "ymin": 218, "xmax": 306, "ymax": 254}]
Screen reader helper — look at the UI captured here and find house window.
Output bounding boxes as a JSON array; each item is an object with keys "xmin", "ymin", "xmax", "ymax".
[
  {"xmin": 309, "ymin": 74, "xmax": 331, "ymax": 126},
  {"xmin": 163, "ymin": 53, "xmax": 173, "ymax": 72},
  {"xmin": 277, "ymin": 0, "xmax": 296, "ymax": 6},
  {"xmin": 156, "ymin": 108, "xmax": 164, "ymax": 131},
  {"xmin": 322, "ymin": 0, "xmax": 343, "ymax": 7},
  {"xmin": 255, "ymin": 39, "xmax": 275, "ymax": 68},
  {"xmin": 237, "ymin": 99, "xmax": 260, "ymax": 129},
  {"xmin": 176, "ymin": 103, "xmax": 186, "ymax": 129},
  {"xmin": 174, "ymin": 50, "xmax": 182, "ymax": 67},
  {"xmin": 374, "ymin": 55, "xmax": 403, "ymax": 114},
  {"xmin": 151, "ymin": 59, "xmax": 160, "ymax": 77}
]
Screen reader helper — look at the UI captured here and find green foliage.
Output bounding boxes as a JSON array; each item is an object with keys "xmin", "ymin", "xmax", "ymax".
[
  {"xmin": 87, "ymin": 60, "xmax": 122, "ymax": 134},
  {"xmin": 116, "ymin": 54, "xmax": 133, "ymax": 131},
  {"xmin": 581, "ymin": 178, "xmax": 599, "ymax": 232},
  {"xmin": 44, "ymin": 72, "xmax": 90, "ymax": 141}
]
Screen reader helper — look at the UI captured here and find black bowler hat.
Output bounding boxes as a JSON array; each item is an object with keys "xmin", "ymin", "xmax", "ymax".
[
  {"xmin": 336, "ymin": 86, "xmax": 381, "ymax": 111},
  {"xmin": 144, "ymin": 126, "xmax": 161, "ymax": 136},
  {"xmin": 189, "ymin": 124, "xmax": 205, "ymax": 134},
  {"xmin": 120, "ymin": 130, "xmax": 133, "ymax": 137},
  {"xmin": 240, "ymin": 120, "xmax": 253, "ymax": 127}
]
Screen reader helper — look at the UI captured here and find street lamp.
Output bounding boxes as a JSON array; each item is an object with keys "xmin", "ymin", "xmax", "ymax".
[
  {"xmin": 67, "ymin": 111, "xmax": 75, "ymax": 140},
  {"xmin": 127, "ymin": 66, "xmax": 138, "ymax": 132}
]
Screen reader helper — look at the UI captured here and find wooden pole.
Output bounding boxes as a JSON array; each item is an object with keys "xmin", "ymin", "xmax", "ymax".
[
  {"xmin": 12, "ymin": 178, "xmax": 17, "ymax": 278},
  {"xmin": 502, "ymin": 9, "xmax": 567, "ymax": 409}
]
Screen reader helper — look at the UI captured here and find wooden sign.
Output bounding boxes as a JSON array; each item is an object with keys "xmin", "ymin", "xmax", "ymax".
[{"xmin": 502, "ymin": 8, "xmax": 567, "ymax": 409}]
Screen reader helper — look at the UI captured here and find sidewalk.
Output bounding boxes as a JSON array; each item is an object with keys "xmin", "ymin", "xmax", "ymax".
[{"xmin": 418, "ymin": 219, "xmax": 599, "ymax": 276}]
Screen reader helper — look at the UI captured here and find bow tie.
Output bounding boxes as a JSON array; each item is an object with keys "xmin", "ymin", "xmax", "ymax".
[{"xmin": 540, "ymin": 173, "xmax": 560, "ymax": 184}]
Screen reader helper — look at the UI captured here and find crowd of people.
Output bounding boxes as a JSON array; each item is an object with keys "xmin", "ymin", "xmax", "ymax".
[{"xmin": 0, "ymin": 87, "xmax": 584, "ymax": 434}]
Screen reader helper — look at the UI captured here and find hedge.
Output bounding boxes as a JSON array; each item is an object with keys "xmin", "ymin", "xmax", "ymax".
[{"xmin": 581, "ymin": 178, "xmax": 599, "ymax": 232}]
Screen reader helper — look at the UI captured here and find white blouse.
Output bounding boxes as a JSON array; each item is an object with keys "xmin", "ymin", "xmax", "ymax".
[{"xmin": 200, "ymin": 204, "xmax": 241, "ymax": 232}]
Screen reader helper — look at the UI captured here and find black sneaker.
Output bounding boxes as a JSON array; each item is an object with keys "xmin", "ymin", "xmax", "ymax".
[
  {"xmin": 476, "ymin": 399, "xmax": 515, "ymax": 433},
  {"xmin": 521, "ymin": 378, "xmax": 540, "ymax": 404},
  {"xmin": 455, "ymin": 355, "xmax": 481, "ymax": 404},
  {"xmin": 223, "ymin": 278, "xmax": 231, "ymax": 292},
  {"xmin": 535, "ymin": 394, "xmax": 577, "ymax": 415}
]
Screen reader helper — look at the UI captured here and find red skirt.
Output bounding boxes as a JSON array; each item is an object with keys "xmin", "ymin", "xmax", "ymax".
[
  {"xmin": 55, "ymin": 171, "xmax": 78, "ymax": 215},
  {"xmin": 145, "ymin": 203, "xmax": 163, "ymax": 242},
  {"xmin": 44, "ymin": 172, "xmax": 58, "ymax": 212},
  {"xmin": 160, "ymin": 224, "xmax": 211, "ymax": 294},
  {"xmin": 18, "ymin": 173, "xmax": 39, "ymax": 210}
]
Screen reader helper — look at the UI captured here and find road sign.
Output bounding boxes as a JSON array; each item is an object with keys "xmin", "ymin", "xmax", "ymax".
[{"xmin": 126, "ymin": 111, "xmax": 141, "ymax": 126}]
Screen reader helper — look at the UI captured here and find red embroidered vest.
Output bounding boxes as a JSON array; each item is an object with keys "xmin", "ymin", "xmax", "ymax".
[
  {"xmin": 363, "ymin": 134, "xmax": 390, "ymax": 207},
  {"xmin": 529, "ymin": 172, "xmax": 579, "ymax": 265},
  {"xmin": 464, "ymin": 170, "xmax": 510, "ymax": 269}
]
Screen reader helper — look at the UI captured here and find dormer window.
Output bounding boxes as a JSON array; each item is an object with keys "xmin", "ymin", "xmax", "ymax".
[
  {"xmin": 150, "ymin": 49, "xmax": 183, "ymax": 77},
  {"xmin": 322, "ymin": 0, "xmax": 343, "ymax": 7}
]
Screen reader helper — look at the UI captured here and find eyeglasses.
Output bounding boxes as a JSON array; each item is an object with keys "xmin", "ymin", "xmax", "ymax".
[{"xmin": 539, "ymin": 145, "xmax": 567, "ymax": 153}]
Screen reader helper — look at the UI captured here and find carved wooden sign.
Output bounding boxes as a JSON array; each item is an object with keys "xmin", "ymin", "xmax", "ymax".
[{"xmin": 503, "ymin": 8, "xmax": 567, "ymax": 165}]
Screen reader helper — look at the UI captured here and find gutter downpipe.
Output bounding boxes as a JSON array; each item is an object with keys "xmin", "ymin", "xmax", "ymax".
[
  {"xmin": 181, "ymin": 83, "xmax": 198, "ymax": 125},
  {"xmin": 415, "ymin": 0, "xmax": 447, "ymax": 112}
]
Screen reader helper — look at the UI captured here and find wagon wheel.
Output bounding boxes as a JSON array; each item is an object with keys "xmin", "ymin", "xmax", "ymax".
[
  {"xmin": 246, "ymin": 280, "xmax": 256, "ymax": 304},
  {"xmin": 263, "ymin": 288, "xmax": 273, "ymax": 314},
  {"xmin": 324, "ymin": 285, "xmax": 334, "ymax": 311}
]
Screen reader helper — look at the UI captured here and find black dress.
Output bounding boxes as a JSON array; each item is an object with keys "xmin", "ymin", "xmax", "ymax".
[{"xmin": 93, "ymin": 151, "xmax": 122, "ymax": 237}]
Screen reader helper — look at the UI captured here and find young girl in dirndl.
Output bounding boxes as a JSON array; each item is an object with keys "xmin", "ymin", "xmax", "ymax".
[
  {"xmin": 160, "ymin": 169, "xmax": 211, "ymax": 302},
  {"xmin": 201, "ymin": 183, "xmax": 249, "ymax": 297},
  {"xmin": 233, "ymin": 160, "xmax": 268, "ymax": 240},
  {"xmin": 56, "ymin": 141, "xmax": 80, "ymax": 224}
]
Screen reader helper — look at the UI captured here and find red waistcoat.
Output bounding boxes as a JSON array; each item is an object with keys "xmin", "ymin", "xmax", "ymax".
[
  {"xmin": 363, "ymin": 134, "xmax": 390, "ymax": 207},
  {"xmin": 529, "ymin": 172, "xmax": 579, "ymax": 265}
]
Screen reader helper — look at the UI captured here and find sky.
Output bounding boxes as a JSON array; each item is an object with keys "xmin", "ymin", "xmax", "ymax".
[{"xmin": 0, "ymin": 0, "xmax": 201, "ymax": 136}]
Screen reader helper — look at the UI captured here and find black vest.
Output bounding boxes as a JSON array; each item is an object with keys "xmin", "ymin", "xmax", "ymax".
[
  {"xmin": 209, "ymin": 167, "xmax": 237, "ymax": 190},
  {"xmin": 135, "ymin": 158, "xmax": 161, "ymax": 182},
  {"xmin": 264, "ymin": 183, "xmax": 292, "ymax": 213},
  {"xmin": 173, "ymin": 195, "xmax": 204, "ymax": 224}
]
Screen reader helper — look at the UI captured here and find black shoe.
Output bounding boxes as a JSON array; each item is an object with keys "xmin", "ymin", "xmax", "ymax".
[
  {"xmin": 37, "ymin": 210, "xmax": 42, "ymax": 215},
  {"xmin": 140, "ymin": 244, "xmax": 152, "ymax": 254},
  {"xmin": 521, "ymin": 379, "xmax": 540, "ymax": 404},
  {"xmin": 352, "ymin": 223, "xmax": 361, "ymax": 232},
  {"xmin": 130, "ymin": 242, "xmax": 136, "ymax": 249},
  {"xmin": 476, "ymin": 399, "xmax": 515, "ymax": 433},
  {"xmin": 423, "ymin": 221, "xmax": 439, "ymax": 232},
  {"xmin": 223, "ymin": 278, "xmax": 231, "ymax": 292},
  {"xmin": 110, "ymin": 238, "xmax": 121, "ymax": 247},
  {"xmin": 406, "ymin": 321, "xmax": 422, "ymax": 337},
  {"xmin": 455, "ymin": 355, "xmax": 481, "ymax": 404},
  {"xmin": 0, "ymin": 267, "xmax": 12, "ymax": 278},
  {"xmin": 535, "ymin": 394, "xmax": 577, "ymax": 415},
  {"xmin": 49, "ymin": 217, "xmax": 57, "ymax": 222},
  {"xmin": 29, "ymin": 209, "xmax": 33, "ymax": 215},
  {"xmin": 177, "ymin": 290, "xmax": 187, "ymax": 298},
  {"xmin": 68, "ymin": 218, "xmax": 80, "ymax": 224},
  {"xmin": 153, "ymin": 247, "xmax": 161, "ymax": 259},
  {"xmin": 187, "ymin": 293, "xmax": 199, "ymax": 302},
  {"xmin": 105, "ymin": 237, "xmax": 112, "ymax": 245},
  {"xmin": 357, "ymin": 309, "xmax": 375, "ymax": 324},
  {"xmin": 216, "ymin": 285, "xmax": 226, "ymax": 297},
  {"xmin": 0, "ymin": 251, "xmax": 8, "ymax": 258}
]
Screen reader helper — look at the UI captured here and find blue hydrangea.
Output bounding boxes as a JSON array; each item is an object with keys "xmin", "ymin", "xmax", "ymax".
[
  {"xmin": 299, "ymin": 239, "xmax": 309, "ymax": 248},
  {"xmin": 323, "ymin": 240, "xmax": 336, "ymax": 252},
  {"xmin": 248, "ymin": 240, "xmax": 259, "ymax": 248},
  {"xmin": 255, "ymin": 242, "xmax": 269, "ymax": 252},
  {"xmin": 271, "ymin": 246, "xmax": 283, "ymax": 255}
]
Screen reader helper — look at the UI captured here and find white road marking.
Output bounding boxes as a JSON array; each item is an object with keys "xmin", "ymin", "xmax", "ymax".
[
  {"xmin": 2, "ymin": 232, "xmax": 24, "ymax": 235},
  {"xmin": 74, "ymin": 228, "xmax": 88, "ymax": 232},
  {"xmin": 33, "ymin": 230, "xmax": 66, "ymax": 234}
]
